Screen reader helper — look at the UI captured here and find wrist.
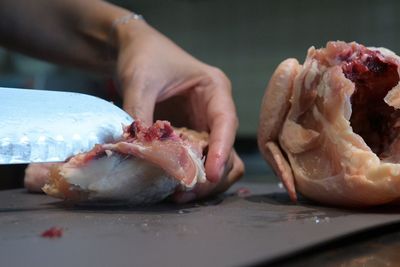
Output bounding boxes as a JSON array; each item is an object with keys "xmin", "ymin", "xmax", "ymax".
[
  {"xmin": 112, "ymin": 12, "xmax": 149, "ymax": 51},
  {"xmin": 70, "ymin": 1, "xmax": 134, "ymax": 73}
]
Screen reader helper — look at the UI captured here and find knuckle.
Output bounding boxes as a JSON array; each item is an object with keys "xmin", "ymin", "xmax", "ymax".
[{"xmin": 208, "ymin": 67, "xmax": 232, "ymax": 91}]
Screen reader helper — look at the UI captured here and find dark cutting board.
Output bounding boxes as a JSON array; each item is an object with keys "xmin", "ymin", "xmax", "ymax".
[{"xmin": 1, "ymin": 180, "xmax": 400, "ymax": 267}]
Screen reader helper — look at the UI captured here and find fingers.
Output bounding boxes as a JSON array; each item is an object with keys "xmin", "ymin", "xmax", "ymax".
[{"xmin": 204, "ymin": 69, "xmax": 239, "ymax": 183}]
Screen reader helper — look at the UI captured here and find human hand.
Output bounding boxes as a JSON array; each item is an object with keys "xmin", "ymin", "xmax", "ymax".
[{"xmin": 115, "ymin": 20, "xmax": 244, "ymax": 202}]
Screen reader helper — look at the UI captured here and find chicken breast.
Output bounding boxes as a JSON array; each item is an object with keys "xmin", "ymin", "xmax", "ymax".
[
  {"xmin": 258, "ymin": 41, "xmax": 400, "ymax": 207},
  {"xmin": 41, "ymin": 120, "xmax": 207, "ymax": 204}
]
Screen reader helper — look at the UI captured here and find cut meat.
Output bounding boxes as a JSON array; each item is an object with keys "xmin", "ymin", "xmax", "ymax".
[
  {"xmin": 258, "ymin": 41, "xmax": 400, "ymax": 207},
  {"xmin": 42, "ymin": 120, "xmax": 207, "ymax": 204},
  {"xmin": 24, "ymin": 163, "xmax": 59, "ymax": 192}
]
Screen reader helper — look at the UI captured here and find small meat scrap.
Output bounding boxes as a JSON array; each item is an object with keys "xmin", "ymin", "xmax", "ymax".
[
  {"xmin": 236, "ymin": 187, "xmax": 252, "ymax": 198},
  {"xmin": 41, "ymin": 227, "xmax": 63, "ymax": 238}
]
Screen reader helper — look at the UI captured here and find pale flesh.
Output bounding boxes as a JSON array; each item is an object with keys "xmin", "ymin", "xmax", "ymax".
[
  {"xmin": 35, "ymin": 121, "xmax": 208, "ymax": 204},
  {"xmin": 258, "ymin": 41, "xmax": 400, "ymax": 207}
]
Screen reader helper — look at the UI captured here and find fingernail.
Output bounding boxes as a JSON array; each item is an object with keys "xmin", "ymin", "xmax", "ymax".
[{"xmin": 174, "ymin": 192, "xmax": 197, "ymax": 204}]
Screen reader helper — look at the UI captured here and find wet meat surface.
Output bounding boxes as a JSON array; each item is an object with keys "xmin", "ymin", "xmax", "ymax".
[
  {"xmin": 41, "ymin": 120, "xmax": 208, "ymax": 204},
  {"xmin": 342, "ymin": 49, "xmax": 400, "ymax": 158},
  {"xmin": 258, "ymin": 41, "xmax": 400, "ymax": 207}
]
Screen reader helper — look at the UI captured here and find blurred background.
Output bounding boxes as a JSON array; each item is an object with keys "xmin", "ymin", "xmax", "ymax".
[{"xmin": 1, "ymin": 0, "xmax": 399, "ymax": 188}]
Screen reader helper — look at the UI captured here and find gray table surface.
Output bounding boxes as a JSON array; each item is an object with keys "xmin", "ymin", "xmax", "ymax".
[{"xmin": 1, "ymin": 180, "xmax": 400, "ymax": 267}]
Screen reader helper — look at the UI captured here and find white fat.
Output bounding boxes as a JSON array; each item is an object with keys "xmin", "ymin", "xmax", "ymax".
[
  {"xmin": 384, "ymin": 84, "xmax": 400, "ymax": 109},
  {"xmin": 60, "ymin": 154, "xmax": 179, "ymax": 204},
  {"xmin": 316, "ymin": 72, "xmax": 330, "ymax": 98},
  {"xmin": 184, "ymin": 147, "xmax": 206, "ymax": 189},
  {"xmin": 390, "ymin": 165, "xmax": 400, "ymax": 176}
]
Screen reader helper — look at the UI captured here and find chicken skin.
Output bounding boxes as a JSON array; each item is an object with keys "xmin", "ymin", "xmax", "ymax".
[{"xmin": 258, "ymin": 41, "xmax": 400, "ymax": 207}]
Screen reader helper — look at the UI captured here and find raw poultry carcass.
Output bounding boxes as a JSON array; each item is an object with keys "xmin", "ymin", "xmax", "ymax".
[
  {"xmin": 27, "ymin": 120, "xmax": 208, "ymax": 204},
  {"xmin": 258, "ymin": 41, "xmax": 400, "ymax": 207}
]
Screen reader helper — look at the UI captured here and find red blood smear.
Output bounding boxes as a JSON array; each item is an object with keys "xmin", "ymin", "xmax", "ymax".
[
  {"xmin": 128, "ymin": 120, "xmax": 175, "ymax": 142},
  {"xmin": 41, "ymin": 227, "xmax": 63, "ymax": 238},
  {"xmin": 342, "ymin": 49, "xmax": 400, "ymax": 156},
  {"xmin": 127, "ymin": 120, "xmax": 146, "ymax": 138},
  {"xmin": 82, "ymin": 145, "xmax": 106, "ymax": 164}
]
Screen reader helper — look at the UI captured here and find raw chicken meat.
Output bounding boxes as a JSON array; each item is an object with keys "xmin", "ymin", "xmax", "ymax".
[
  {"xmin": 25, "ymin": 163, "xmax": 57, "ymax": 192},
  {"xmin": 41, "ymin": 120, "xmax": 207, "ymax": 204},
  {"xmin": 258, "ymin": 41, "xmax": 400, "ymax": 207}
]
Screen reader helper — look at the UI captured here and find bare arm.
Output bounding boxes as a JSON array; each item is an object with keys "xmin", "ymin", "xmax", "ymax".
[{"xmin": 0, "ymin": 0, "xmax": 135, "ymax": 73}]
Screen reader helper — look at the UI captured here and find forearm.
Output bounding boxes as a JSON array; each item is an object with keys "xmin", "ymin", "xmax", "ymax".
[{"xmin": 0, "ymin": 0, "xmax": 141, "ymax": 74}]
